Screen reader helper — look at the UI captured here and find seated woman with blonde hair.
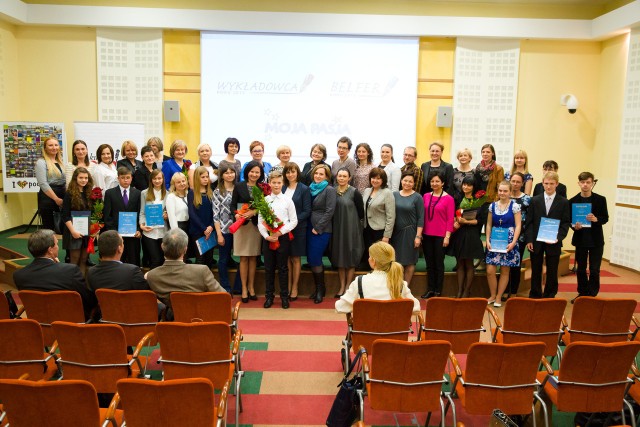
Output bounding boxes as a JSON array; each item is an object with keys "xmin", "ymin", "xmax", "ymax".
[{"xmin": 335, "ymin": 241, "xmax": 421, "ymax": 314}]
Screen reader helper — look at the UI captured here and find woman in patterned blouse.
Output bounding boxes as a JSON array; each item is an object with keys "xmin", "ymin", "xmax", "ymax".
[{"xmin": 213, "ymin": 163, "xmax": 242, "ymax": 293}]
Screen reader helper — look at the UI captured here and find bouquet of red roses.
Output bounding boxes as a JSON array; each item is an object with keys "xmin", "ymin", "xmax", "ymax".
[{"xmin": 87, "ymin": 187, "xmax": 105, "ymax": 253}]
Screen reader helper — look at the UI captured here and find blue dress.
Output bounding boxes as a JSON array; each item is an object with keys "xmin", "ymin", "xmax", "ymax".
[{"xmin": 486, "ymin": 200, "xmax": 521, "ymax": 267}]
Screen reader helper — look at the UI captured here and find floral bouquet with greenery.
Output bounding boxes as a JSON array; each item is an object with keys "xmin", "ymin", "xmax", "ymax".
[{"xmin": 87, "ymin": 187, "xmax": 104, "ymax": 253}]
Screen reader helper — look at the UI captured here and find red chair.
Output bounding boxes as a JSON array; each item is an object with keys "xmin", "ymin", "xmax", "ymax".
[
  {"xmin": 0, "ymin": 292, "xmax": 23, "ymax": 319},
  {"xmin": 96, "ymin": 289, "xmax": 160, "ymax": 347},
  {"xmin": 170, "ymin": 291, "xmax": 240, "ymax": 332},
  {"xmin": 0, "ymin": 319, "xmax": 58, "ymax": 381}
]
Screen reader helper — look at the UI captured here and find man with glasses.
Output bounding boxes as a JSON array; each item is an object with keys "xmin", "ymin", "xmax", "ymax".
[
  {"xmin": 331, "ymin": 136, "xmax": 356, "ymax": 185},
  {"xmin": 400, "ymin": 146, "xmax": 423, "ymax": 192}
]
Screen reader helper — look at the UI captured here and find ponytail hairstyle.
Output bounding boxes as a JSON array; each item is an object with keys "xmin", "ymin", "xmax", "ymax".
[{"xmin": 368, "ymin": 241, "xmax": 404, "ymax": 299}]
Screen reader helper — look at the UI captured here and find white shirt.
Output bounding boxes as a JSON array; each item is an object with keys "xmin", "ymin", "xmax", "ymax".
[
  {"xmin": 257, "ymin": 193, "xmax": 298, "ymax": 238},
  {"xmin": 545, "ymin": 192, "xmax": 556, "ymax": 214},
  {"xmin": 140, "ymin": 188, "xmax": 167, "ymax": 240},
  {"xmin": 335, "ymin": 270, "xmax": 421, "ymax": 314},
  {"xmin": 379, "ymin": 161, "xmax": 401, "ymax": 191},
  {"xmin": 165, "ymin": 192, "xmax": 189, "ymax": 230},
  {"xmin": 189, "ymin": 163, "xmax": 218, "ymax": 184},
  {"xmin": 92, "ymin": 162, "xmax": 118, "ymax": 190}
]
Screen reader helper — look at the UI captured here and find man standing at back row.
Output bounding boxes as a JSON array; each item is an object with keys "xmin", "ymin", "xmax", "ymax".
[
  {"xmin": 525, "ymin": 171, "xmax": 571, "ymax": 299},
  {"xmin": 331, "ymin": 136, "xmax": 356, "ymax": 185}
]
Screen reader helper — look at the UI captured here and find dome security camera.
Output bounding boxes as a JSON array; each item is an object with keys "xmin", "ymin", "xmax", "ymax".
[{"xmin": 561, "ymin": 94, "xmax": 579, "ymax": 114}]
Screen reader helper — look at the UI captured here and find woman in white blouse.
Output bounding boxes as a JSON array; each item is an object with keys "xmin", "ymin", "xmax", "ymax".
[
  {"xmin": 92, "ymin": 144, "xmax": 118, "ymax": 190},
  {"xmin": 378, "ymin": 144, "xmax": 401, "ymax": 191},
  {"xmin": 165, "ymin": 172, "xmax": 190, "ymax": 237},
  {"xmin": 139, "ymin": 169, "xmax": 167, "ymax": 269},
  {"xmin": 64, "ymin": 140, "xmax": 94, "ymax": 185},
  {"xmin": 335, "ymin": 241, "xmax": 420, "ymax": 314}
]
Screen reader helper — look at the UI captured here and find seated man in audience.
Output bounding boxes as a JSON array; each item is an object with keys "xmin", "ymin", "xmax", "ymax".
[
  {"xmin": 87, "ymin": 230, "xmax": 149, "ymax": 291},
  {"xmin": 146, "ymin": 228, "xmax": 224, "ymax": 308},
  {"xmin": 13, "ymin": 229, "xmax": 97, "ymax": 320}
]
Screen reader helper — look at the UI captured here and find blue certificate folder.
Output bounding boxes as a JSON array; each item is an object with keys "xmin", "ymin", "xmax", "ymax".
[
  {"xmin": 145, "ymin": 204, "xmax": 165, "ymax": 227},
  {"xmin": 572, "ymin": 203, "xmax": 592, "ymax": 228},
  {"xmin": 196, "ymin": 235, "xmax": 217, "ymax": 255},
  {"xmin": 118, "ymin": 212, "xmax": 138, "ymax": 237},
  {"xmin": 489, "ymin": 227, "xmax": 509, "ymax": 253},
  {"xmin": 536, "ymin": 217, "xmax": 560, "ymax": 243}
]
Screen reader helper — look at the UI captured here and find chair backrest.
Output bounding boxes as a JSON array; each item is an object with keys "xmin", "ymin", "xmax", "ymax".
[
  {"xmin": 52, "ymin": 321, "xmax": 130, "ymax": 393},
  {"xmin": 0, "ymin": 292, "xmax": 11, "ymax": 319},
  {"xmin": 555, "ymin": 341, "xmax": 640, "ymax": 412},
  {"xmin": 462, "ymin": 342, "xmax": 546, "ymax": 415},
  {"xmin": 18, "ymin": 290, "xmax": 85, "ymax": 346},
  {"xmin": 96, "ymin": 289, "xmax": 159, "ymax": 346},
  {"xmin": 369, "ymin": 339, "xmax": 451, "ymax": 413},
  {"xmin": 170, "ymin": 292, "xmax": 232, "ymax": 324},
  {"xmin": 117, "ymin": 378, "xmax": 217, "ymax": 427},
  {"xmin": 351, "ymin": 299, "xmax": 414, "ymax": 355},
  {"xmin": 422, "ymin": 297, "xmax": 487, "ymax": 354},
  {"xmin": 0, "ymin": 319, "xmax": 52, "ymax": 380},
  {"xmin": 501, "ymin": 297, "xmax": 566, "ymax": 356},
  {"xmin": 569, "ymin": 297, "xmax": 637, "ymax": 343},
  {"xmin": 155, "ymin": 321, "xmax": 233, "ymax": 389},
  {"xmin": 0, "ymin": 378, "xmax": 102, "ymax": 427}
]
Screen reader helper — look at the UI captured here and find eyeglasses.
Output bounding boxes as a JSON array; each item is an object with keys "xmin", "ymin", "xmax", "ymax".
[
  {"xmin": 252, "ymin": 150, "xmax": 264, "ymax": 154},
  {"xmin": 403, "ymin": 153, "xmax": 415, "ymax": 157}
]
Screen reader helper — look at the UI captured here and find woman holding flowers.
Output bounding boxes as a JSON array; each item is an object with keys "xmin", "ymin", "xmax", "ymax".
[
  {"xmin": 231, "ymin": 161, "xmax": 264, "ymax": 303},
  {"xmin": 449, "ymin": 175, "xmax": 486, "ymax": 298},
  {"xmin": 162, "ymin": 140, "xmax": 191, "ymax": 190},
  {"xmin": 258, "ymin": 171, "xmax": 298, "ymax": 309},
  {"xmin": 485, "ymin": 180, "xmax": 522, "ymax": 306},
  {"xmin": 188, "ymin": 166, "xmax": 215, "ymax": 267},
  {"xmin": 139, "ymin": 169, "xmax": 167, "ymax": 269},
  {"xmin": 307, "ymin": 164, "xmax": 337, "ymax": 304},
  {"xmin": 62, "ymin": 167, "xmax": 93, "ymax": 276},
  {"xmin": 213, "ymin": 163, "xmax": 242, "ymax": 293}
]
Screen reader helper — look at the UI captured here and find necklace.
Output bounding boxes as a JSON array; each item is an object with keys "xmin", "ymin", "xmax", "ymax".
[
  {"xmin": 427, "ymin": 191, "xmax": 443, "ymax": 221},
  {"xmin": 336, "ymin": 185, "xmax": 349, "ymax": 196}
]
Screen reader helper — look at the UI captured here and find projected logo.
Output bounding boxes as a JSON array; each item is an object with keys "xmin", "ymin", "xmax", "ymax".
[
  {"xmin": 264, "ymin": 111, "xmax": 350, "ymax": 138},
  {"xmin": 217, "ymin": 74, "xmax": 314, "ymax": 95},
  {"xmin": 330, "ymin": 76, "xmax": 398, "ymax": 97}
]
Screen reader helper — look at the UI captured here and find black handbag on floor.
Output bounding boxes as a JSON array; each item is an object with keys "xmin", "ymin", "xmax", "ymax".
[{"xmin": 326, "ymin": 348, "xmax": 365, "ymax": 427}]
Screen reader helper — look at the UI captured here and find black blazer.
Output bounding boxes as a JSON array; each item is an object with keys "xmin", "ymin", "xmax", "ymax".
[
  {"xmin": 132, "ymin": 164, "xmax": 157, "ymax": 191},
  {"xmin": 420, "ymin": 160, "xmax": 455, "ymax": 195},
  {"xmin": 87, "ymin": 261, "xmax": 150, "ymax": 292},
  {"xmin": 103, "ymin": 186, "xmax": 142, "ymax": 232},
  {"xmin": 301, "ymin": 161, "xmax": 328, "ymax": 186},
  {"xmin": 533, "ymin": 182, "xmax": 567, "ymax": 198},
  {"xmin": 525, "ymin": 193, "xmax": 571, "ymax": 255},
  {"xmin": 284, "ymin": 183, "xmax": 312, "ymax": 225},
  {"xmin": 569, "ymin": 192, "xmax": 609, "ymax": 247},
  {"xmin": 13, "ymin": 258, "xmax": 97, "ymax": 320},
  {"xmin": 116, "ymin": 159, "xmax": 143, "ymax": 175},
  {"xmin": 231, "ymin": 182, "xmax": 258, "ymax": 225}
]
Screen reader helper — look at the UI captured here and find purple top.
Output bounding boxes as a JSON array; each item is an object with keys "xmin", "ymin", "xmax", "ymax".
[{"xmin": 423, "ymin": 192, "xmax": 455, "ymax": 237}]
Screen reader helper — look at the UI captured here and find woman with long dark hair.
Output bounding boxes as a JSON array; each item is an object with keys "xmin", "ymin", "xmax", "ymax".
[
  {"xmin": 92, "ymin": 144, "xmax": 118, "ymax": 190},
  {"xmin": 64, "ymin": 139, "xmax": 93, "ymax": 185},
  {"xmin": 139, "ymin": 169, "xmax": 167, "ymax": 269},
  {"xmin": 62, "ymin": 167, "xmax": 93, "ymax": 276}
]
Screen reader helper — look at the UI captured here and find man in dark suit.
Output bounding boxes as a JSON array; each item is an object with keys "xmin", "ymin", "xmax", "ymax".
[
  {"xmin": 87, "ymin": 230, "xmax": 149, "ymax": 292},
  {"xmin": 569, "ymin": 172, "xmax": 609, "ymax": 300},
  {"xmin": 103, "ymin": 167, "xmax": 142, "ymax": 266},
  {"xmin": 13, "ymin": 229, "xmax": 97, "ymax": 320},
  {"xmin": 146, "ymin": 228, "xmax": 224, "ymax": 309},
  {"xmin": 532, "ymin": 160, "xmax": 567, "ymax": 198},
  {"xmin": 525, "ymin": 171, "xmax": 571, "ymax": 298}
]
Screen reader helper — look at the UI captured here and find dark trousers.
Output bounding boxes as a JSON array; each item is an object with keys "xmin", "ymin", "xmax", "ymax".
[
  {"xmin": 263, "ymin": 235, "xmax": 290, "ymax": 299},
  {"xmin": 529, "ymin": 244, "xmax": 559, "ymax": 298},
  {"xmin": 141, "ymin": 235, "xmax": 164, "ymax": 269},
  {"xmin": 361, "ymin": 226, "xmax": 385, "ymax": 266},
  {"xmin": 575, "ymin": 245, "xmax": 604, "ymax": 297},
  {"xmin": 507, "ymin": 243, "xmax": 527, "ymax": 295},
  {"xmin": 218, "ymin": 233, "xmax": 241, "ymax": 292},
  {"xmin": 122, "ymin": 237, "xmax": 141, "ymax": 266},
  {"xmin": 423, "ymin": 235, "xmax": 446, "ymax": 294},
  {"xmin": 38, "ymin": 186, "xmax": 65, "ymax": 232}
]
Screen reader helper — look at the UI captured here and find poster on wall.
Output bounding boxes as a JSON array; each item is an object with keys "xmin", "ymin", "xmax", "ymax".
[{"xmin": 1, "ymin": 122, "xmax": 66, "ymax": 193}]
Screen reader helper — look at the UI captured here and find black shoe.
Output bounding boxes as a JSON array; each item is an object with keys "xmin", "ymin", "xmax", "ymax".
[
  {"xmin": 421, "ymin": 291, "xmax": 434, "ymax": 299},
  {"xmin": 264, "ymin": 298, "xmax": 274, "ymax": 308},
  {"xmin": 334, "ymin": 293, "xmax": 344, "ymax": 298},
  {"xmin": 308, "ymin": 292, "xmax": 317, "ymax": 300},
  {"xmin": 281, "ymin": 298, "xmax": 289, "ymax": 309},
  {"xmin": 501, "ymin": 294, "xmax": 510, "ymax": 302},
  {"xmin": 241, "ymin": 297, "xmax": 249, "ymax": 303},
  {"xmin": 570, "ymin": 294, "xmax": 583, "ymax": 304},
  {"xmin": 249, "ymin": 294, "xmax": 258, "ymax": 301},
  {"xmin": 290, "ymin": 296, "xmax": 298, "ymax": 301}
]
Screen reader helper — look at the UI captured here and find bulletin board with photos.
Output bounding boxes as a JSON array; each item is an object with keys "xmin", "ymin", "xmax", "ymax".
[{"xmin": 1, "ymin": 123, "xmax": 66, "ymax": 193}]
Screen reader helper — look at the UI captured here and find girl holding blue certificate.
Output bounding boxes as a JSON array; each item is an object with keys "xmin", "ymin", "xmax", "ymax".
[
  {"xmin": 188, "ymin": 166, "xmax": 215, "ymax": 268},
  {"xmin": 62, "ymin": 167, "xmax": 93, "ymax": 276},
  {"xmin": 139, "ymin": 169, "xmax": 167, "ymax": 269},
  {"xmin": 485, "ymin": 180, "xmax": 521, "ymax": 307}
]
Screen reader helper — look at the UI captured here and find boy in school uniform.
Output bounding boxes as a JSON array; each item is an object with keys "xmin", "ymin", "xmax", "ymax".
[
  {"xmin": 525, "ymin": 171, "xmax": 571, "ymax": 298},
  {"xmin": 569, "ymin": 172, "xmax": 609, "ymax": 301},
  {"xmin": 258, "ymin": 170, "xmax": 298, "ymax": 309},
  {"xmin": 103, "ymin": 167, "xmax": 142, "ymax": 266}
]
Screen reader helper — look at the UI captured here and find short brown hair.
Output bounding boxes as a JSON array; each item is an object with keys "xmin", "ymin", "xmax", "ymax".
[
  {"xmin": 369, "ymin": 167, "xmax": 388, "ymax": 189},
  {"xmin": 283, "ymin": 162, "xmax": 301, "ymax": 186}
]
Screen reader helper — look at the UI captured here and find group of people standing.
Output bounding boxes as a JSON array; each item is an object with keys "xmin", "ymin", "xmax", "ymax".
[{"xmin": 35, "ymin": 134, "xmax": 608, "ymax": 308}]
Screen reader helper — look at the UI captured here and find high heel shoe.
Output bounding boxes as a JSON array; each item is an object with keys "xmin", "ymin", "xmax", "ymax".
[
  {"xmin": 241, "ymin": 297, "xmax": 249, "ymax": 303},
  {"xmin": 249, "ymin": 294, "xmax": 258, "ymax": 301},
  {"xmin": 289, "ymin": 295, "xmax": 298, "ymax": 301},
  {"xmin": 334, "ymin": 292, "xmax": 345, "ymax": 298}
]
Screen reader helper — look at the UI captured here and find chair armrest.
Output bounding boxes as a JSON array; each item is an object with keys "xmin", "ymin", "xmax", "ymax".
[
  {"xmin": 485, "ymin": 306, "xmax": 502, "ymax": 342},
  {"xmin": 216, "ymin": 380, "xmax": 230, "ymax": 427},
  {"xmin": 132, "ymin": 332, "xmax": 156, "ymax": 359},
  {"xmin": 416, "ymin": 313, "xmax": 425, "ymax": 341},
  {"xmin": 540, "ymin": 356, "xmax": 554, "ymax": 374},
  {"xmin": 102, "ymin": 392, "xmax": 121, "ymax": 427},
  {"xmin": 231, "ymin": 301, "xmax": 240, "ymax": 322},
  {"xmin": 231, "ymin": 329, "xmax": 242, "ymax": 355},
  {"xmin": 449, "ymin": 351, "xmax": 462, "ymax": 377},
  {"xmin": 15, "ymin": 305, "xmax": 25, "ymax": 317},
  {"xmin": 631, "ymin": 315, "xmax": 639, "ymax": 340},
  {"xmin": 346, "ymin": 312, "xmax": 353, "ymax": 327},
  {"xmin": 631, "ymin": 362, "xmax": 640, "ymax": 378},
  {"xmin": 561, "ymin": 315, "xmax": 568, "ymax": 330},
  {"xmin": 49, "ymin": 340, "xmax": 59, "ymax": 358}
]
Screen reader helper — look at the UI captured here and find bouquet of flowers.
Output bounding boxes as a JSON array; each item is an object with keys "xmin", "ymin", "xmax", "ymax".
[
  {"xmin": 454, "ymin": 190, "xmax": 487, "ymax": 231},
  {"xmin": 87, "ymin": 187, "xmax": 104, "ymax": 254},
  {"xmin": 182, "ymin": 159, "xmax": 193, "ymax": 179}
]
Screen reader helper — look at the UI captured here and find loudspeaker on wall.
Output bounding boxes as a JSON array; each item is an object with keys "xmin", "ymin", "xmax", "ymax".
[
  {"xmin": 436, "ymin": 106, "xmax": 452, "ymax": 128},
  {"xmin": 164, "ymin": 100, "xmax": 180, "ymax": 122}
]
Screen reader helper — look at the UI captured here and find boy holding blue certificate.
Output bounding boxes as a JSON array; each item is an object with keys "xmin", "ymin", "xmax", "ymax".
[
  {"xmin": 103, "ymin": 167, "xmax": 142, "ymax": 266},
  {"xmin": 525, "ymin": 171, "xmax": 571, "ymax": 298},
  {"xmin": 569, "ymin": 172, "xmax": 608, "ymax": 300}
]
